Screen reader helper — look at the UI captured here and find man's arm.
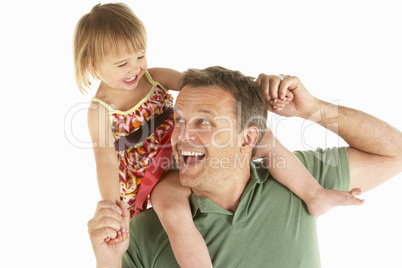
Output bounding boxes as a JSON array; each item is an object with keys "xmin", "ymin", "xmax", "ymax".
[
  {"xmin": 259, "ymin": 74, "xmax": 402, "ymax": 192},
  {"xmin": 304, "ymin": 101, "xmax": 402, "ymax": 192}
]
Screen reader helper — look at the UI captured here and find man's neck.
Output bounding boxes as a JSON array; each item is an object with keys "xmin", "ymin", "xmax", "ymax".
[{"xmin": 192, "ymin": 168, "xmax": 251, "ymax": 213}]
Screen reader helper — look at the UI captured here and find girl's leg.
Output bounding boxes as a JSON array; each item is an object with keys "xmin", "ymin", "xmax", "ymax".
[
  {"xmin": 151, "ymin": 170, "xmax": 213, "ymax": 268},
  {"xmin": 255, "ymin": 128, "xmax": 364, "ymax": 216}
]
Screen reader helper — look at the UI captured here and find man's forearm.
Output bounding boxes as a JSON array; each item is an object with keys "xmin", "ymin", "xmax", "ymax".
[
  {"xmin": 301, "ymin": 98, "xmax": 402, "ymax": 191},
  {"xmin": 303, "ymin": 99, "xmax": 402, "ymax": 158}
]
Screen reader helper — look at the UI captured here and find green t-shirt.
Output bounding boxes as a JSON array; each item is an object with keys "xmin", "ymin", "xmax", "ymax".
[{"xmin": 123, "ymin": 147, "xmax": 350, "ymax": 267}]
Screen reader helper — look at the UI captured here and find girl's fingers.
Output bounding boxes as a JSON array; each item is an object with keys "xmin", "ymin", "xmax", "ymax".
[
  {"xmin": 106, "ymin": 226, "xmax": 129, "ymax": 245},
  {"xmin": 107, "ymin": 231, "xmax": 122, "ymax": 245},
  {"xmin": 270, "ymin": 99, "xmax": 287, "ymax": 106}
]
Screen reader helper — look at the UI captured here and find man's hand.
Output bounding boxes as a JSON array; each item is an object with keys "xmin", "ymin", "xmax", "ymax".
[
  {"xmin": 88, "ymin": 200, "xmax": 130, "ymax": 268},
  {"xmin": 257, "ymin": 74, "xmax": 319, "ymax": 118}
]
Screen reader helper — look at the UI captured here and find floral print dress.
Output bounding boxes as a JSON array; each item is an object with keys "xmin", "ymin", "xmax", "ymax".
[{"xmin": 91, "ymin": 70, "xmax": 175, "ymax": 218}]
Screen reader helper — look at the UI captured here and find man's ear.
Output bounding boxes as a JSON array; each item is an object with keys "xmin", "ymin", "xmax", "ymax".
[{"xmin": 240, "ymin": 126, "xmax": 259, "ymax": 153}]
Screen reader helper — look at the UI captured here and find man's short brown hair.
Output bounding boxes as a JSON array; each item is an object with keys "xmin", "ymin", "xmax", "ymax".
[{"xmin": 179, "ymin": 66, "xmax": 268, "ymax": 155}]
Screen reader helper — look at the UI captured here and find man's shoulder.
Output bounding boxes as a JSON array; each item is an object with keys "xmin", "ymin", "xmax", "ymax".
[
  {"xmin": 131, "ymin": 207, "xmax": 159, "ymax": 222},
  {"xmin": 293, "ymin": 147, "xmax": 348, "ymax": 165},
  {"xmin": 292, "ymin": 147, "xmax": 349, "ymax": 173},
  {"xmin": 125, "ymin": 208, "xmax": 177, "ymax": 266},
  {"xmin": 130, "ymin": 208, "xmax": 164, "ymax": 235},
  {"xmin": 293, "ymin": 146, "xmax": 350, "ymax": 191}
]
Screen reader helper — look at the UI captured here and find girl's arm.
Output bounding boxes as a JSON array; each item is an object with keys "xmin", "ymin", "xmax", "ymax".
[
  {"xmin": 151, "ymin": 171, "xmax": 213, "ymax": 268},
  {"xmin": 148, "ymin": 68, "xmax": 183, "ymax": 91},
  {"xmin": 88, "ymin": 102, "xmax": 120, "ymax": 203},
  {"xmin": 88, "ymin": 102, "xmax": 126, "ymax": 244}
]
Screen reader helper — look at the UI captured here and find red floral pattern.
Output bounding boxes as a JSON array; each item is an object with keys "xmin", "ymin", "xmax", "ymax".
[{"xmin": 92, "ymin": 71, "xmax": 174, "ymax": 218}]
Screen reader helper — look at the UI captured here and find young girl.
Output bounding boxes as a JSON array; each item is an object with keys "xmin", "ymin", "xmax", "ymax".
[{"xmin": 73, "ymin": 3, "xmax": 364, "ymax": 267}]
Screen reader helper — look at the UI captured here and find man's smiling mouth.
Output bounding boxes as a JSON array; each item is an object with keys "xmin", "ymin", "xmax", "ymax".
[{"xmin": 181, "ymin": 150, "xmax": 205, "ymax": 165}]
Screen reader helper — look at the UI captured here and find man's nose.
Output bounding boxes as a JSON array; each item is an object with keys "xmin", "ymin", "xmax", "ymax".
[{"xmin": 182, "ymin": 126, "xmax": 197, "ymax": 142}]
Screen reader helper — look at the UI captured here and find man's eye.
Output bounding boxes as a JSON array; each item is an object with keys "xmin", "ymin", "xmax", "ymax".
[
  {"xmin": 175, "ymin": 117, "xmax": 185, "ymax": 124},
  {"xmin": 199, "ymin": 119, "xmax": 211, "ymax": 125}
]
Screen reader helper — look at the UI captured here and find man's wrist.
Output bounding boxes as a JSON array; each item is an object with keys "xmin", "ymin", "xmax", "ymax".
[
  {"xmin": 96, "ymin": 260, "xmax": 122, "ymax": 268},
  {"xmin": 299, "ymin": 98, "xmax": 329, "ymax": 122}
]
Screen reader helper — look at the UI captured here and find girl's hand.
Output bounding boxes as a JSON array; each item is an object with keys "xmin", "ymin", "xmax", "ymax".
[
  {"xmin": 256, "ymin": 74, "xmax": 319, "ymax": 118},
  {"xmin": 104, "ymin": 206, "xmax": 129, "ymax": 245}
]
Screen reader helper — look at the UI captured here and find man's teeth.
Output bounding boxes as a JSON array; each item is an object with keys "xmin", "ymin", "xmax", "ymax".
[
  {"xmin": 181, "ymin": 150, "xmax": 204, "ymax": 156},
  {"xmin": 123, "ymin": 76, "xmax": 136, "ymax": 82}
]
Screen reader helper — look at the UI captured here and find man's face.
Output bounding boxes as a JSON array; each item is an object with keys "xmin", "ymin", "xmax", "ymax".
[{"xmin": 171, "ymin": 85, "xmax": 246, "ymax": 194}]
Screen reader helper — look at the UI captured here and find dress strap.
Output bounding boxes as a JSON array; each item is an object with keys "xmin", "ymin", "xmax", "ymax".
[
  {"xmin": 91, "ymin": 97, "xmax": 116, "ymax": 114},
  {"xmin": 145, "ymin": 69, "xmax": 168, "ymax": 92},
  {"xmin": 133, "ymin": 126, "xmax": 175, "ymax": 216},
  {"xmin": 90, "ymin": 70, "xmax": 167, "ymax": 115}
]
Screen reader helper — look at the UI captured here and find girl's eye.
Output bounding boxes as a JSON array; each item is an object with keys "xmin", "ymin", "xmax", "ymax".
[
  {"xmin": 138, "ymin": 55, "xmax": 145, "ymax": 60},
  {"xmin": 118, "ymin": 63, "xmax": 127, "ymax": 67}
]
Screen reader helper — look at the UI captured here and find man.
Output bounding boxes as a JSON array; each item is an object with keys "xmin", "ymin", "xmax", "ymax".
[{"xmin": 88, "ymin": 67, "xmax": 402, "ymax": 267}]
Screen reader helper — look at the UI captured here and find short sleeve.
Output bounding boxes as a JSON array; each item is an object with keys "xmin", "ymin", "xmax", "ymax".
[
  {"xmin": 294, "ymin": 147, "xmax": 350, "ymax": 191},
  {"xmin": 122, "ymin": 237, "xmax": 144, "ymax": 268}
]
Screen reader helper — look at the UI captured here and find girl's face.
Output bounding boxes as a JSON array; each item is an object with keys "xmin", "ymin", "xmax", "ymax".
[{"xmin": 95, "ymin": 47, "xmax": 148, "ymax": 92}]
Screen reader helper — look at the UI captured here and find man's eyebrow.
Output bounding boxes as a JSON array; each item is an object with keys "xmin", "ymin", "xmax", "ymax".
[
  {"xmin": 197, "ymin": 109, "xmax": 216, "ymax": 116},
  {"xmin": 173, "ymin": 106, "xmax": 216, "ymax": 116}
]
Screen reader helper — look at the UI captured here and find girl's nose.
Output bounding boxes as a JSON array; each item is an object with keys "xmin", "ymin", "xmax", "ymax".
[{"xmin": 128, "ymin": 64, "xmax": 140, "ymax": 75}]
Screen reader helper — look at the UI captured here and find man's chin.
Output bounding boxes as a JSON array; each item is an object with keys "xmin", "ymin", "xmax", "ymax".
[
  {"xmin": 178, "ymin": 160, "xmax": 204, "ymax": 175},
  {"xmin": 179, "ymin": 174, "xmax": 203, "ymax": 189}
]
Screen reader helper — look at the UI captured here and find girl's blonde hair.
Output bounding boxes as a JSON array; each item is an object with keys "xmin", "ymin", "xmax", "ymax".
[{"xmin": 73, "ymin": 3, "xmax": 147, "ymax": 93}]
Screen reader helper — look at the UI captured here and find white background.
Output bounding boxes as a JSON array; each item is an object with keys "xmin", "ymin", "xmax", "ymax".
[{"xmin": 1, "ymin": 0, "xmax": 401, "ymax": 267}]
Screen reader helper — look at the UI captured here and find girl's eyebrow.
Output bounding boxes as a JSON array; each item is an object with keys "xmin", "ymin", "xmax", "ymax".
[
  {"xmin": 113, "ymin": 51, "xmax": 146, "ymax": 65},
  {"xmin": 113, "ymin": 58, "xmax": 129, "ymax": 65}
]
